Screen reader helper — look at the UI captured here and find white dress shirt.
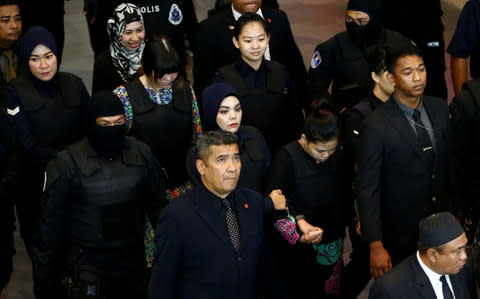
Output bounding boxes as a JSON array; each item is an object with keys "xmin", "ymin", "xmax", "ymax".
[{"xmin": 417, "ymin": 251, "xmax": 456, "ymax": 299}]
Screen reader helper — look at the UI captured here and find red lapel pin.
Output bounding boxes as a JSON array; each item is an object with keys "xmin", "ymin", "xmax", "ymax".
[
  {"xmin": 267, "ymin": 18, "xmax": 271, "ymax": 23},
  {"xmin": 244, "ymin": 203, "xmax": 249, "ymax": 209}
]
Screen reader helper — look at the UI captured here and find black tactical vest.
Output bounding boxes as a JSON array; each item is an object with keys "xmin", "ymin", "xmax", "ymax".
[
  {"xmin": 236, "ymin": 126, "xmax": 269, "ymax": 193},
  {"xmin": 11, "ymin": 72, "xmax": 84, "ymax": 150},
  {"xmin": 64, "ymin": 137, "xmax": 148, "ymax": 250},
  {"xmin": 219, "ymin": 61, "xmax": 296, "ymax": 153},
  {"xmin": 125, "ymin": 78, "xmax": 192, "ymax": 187}
]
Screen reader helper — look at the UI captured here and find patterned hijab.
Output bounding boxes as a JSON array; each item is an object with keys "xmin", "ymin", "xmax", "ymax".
[{"xmin": 107, "ymin": 3, "xmax": 145, "ymax": 83}]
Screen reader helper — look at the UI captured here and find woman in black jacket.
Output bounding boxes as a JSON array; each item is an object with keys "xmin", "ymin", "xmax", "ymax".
[{"xmin": 4, "ymin": 26, "xmax": 89, "ymax": 256}]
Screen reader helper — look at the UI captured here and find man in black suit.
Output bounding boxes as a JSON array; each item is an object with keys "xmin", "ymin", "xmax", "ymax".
[
  {"xmin": 370, "ymin": 212, "xmax": 477, "ymax": 299},
  {"xmin": 149, "ymin": 131, "xmax": 288, "ymax": 299},
  {"xmin": 356, "ymin": 45, "xmax": 452, "ymax": 279},
  {"xmin": 193, "ymin": 0, "xmax": 306, "ymax": 101}
]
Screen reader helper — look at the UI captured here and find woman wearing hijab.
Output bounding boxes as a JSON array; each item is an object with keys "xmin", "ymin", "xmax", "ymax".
[
  {"xmin": 92, "ymin": 3, "xmax": 145, "ymax": 94},
  {"xmin": 4, "ymin": 26, "xmax": 89, "ymax": 256},
  {"xmin": 186, "ymin": 82, "xmax": 270, "ymax": 193}
]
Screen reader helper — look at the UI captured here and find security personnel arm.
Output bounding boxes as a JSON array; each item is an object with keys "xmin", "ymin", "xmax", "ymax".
[
  {"xmin": 4, "ymin": 85, "xmax": 56, "ymax": 163},
  {"xmin": 139, "ymin": 142, "xmax": 168, "ymax": 226},
  {"xmin": 149, "ymin": 205, "xmax": 181, "ymax": 299},
  {"xmin": 31, "ymin": 152, "xmax": 74, "ymax": 298},
  {"xmin": 257, "ymin": 229, "xmax": 289, "ymax": 299},
  {"xmin": 0, "ymin": 109, "xmax": 22, "ymax": 197},
  {"xmin": 450, "ymin": 87, "xmax": 477, "ymax": 214},
  {"xmin": 306, "ymin": 39, "xmax": 337, "ymax": 111},
  {"xmin": 448, "ymin": 0, "xmax": 480, "ymax": 93},
  {"xmin": 355, "ymin": 117, "xmax": 383, "ymax": 244}
]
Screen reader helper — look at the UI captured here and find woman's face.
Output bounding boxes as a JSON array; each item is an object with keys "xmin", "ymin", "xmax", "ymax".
[
  {"xmin": 155, "ymin": 72, "xmax": 178, "ymax": 88},
  {"xmin": 216, "ymin": 96, "xmax": 242, "ymax": 133},
  {"xmin": 28, "ymin": 44, "xmax": 57, "ymax": 82},
  {"xmin": 120, "ymin": 21, "xmax": 145, "ymax": 51},
  {"xmin": 301, "ymin": 135, "xmax": 338, "ymax": 163},
  {"xmin": 233, "ymin": 21, "xmax": 269, "ymax": 66}
]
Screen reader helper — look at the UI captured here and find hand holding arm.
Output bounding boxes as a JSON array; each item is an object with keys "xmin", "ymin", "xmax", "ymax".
[{"xmin": 297, "ymin": 219, "xmax": 323, "ymax": 244}]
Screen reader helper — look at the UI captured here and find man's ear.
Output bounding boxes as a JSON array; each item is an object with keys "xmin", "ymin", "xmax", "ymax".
[
  {"xmin": 196, "ymin": 159, "xmax": 206, "ymax": 176},
  {"xmin": 426, "ymin": 247, "xmax": 439, "ymax": 264}
]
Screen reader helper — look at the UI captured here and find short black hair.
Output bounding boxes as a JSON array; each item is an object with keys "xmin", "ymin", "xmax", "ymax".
[
  {"xmin": 304, "ymin": 96, "xmax": 339, "ymax": 143},
  {"xmin": 418, "ymin": 243, "xmax": 445, "ymax": 255},
  {"xmin": 233, "ymin": 12, "xmax": 270, "ymax": 38},
  {"xmin": 385, "ymin": 45, "xmax": 423, "ymax": 74},
  {"xmin": 365, "ymin": 45, "xmax": 388, "ymax": 75},
  {"xmin": 142, "ymin": 37, "xmax": 180, "ymax": 80},
  {"xmin": 0, "ymin": 0, "xmax": 20, "ymax": 8},
  {"xmin": 196, "ymin": 131, "xmax": 238, "ymax": 161}
]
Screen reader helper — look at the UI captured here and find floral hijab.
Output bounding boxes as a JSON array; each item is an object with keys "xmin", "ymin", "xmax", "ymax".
[{"xmin": 107, "ymin": 3, "xmax": 145, "ymax": 83}]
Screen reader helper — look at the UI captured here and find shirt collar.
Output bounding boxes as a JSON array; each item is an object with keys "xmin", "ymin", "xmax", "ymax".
[
  {"xmin": 232, "ymin": 5, "xmax": 264, "ymax": 21},
  {"xmin": 417, "ymin": 251, "xmax": 447, "ymax": 284},
  {"xmin": 393, "ymin": 95, "xmax": 424, "ymax": 118},
  {"xmin": 235, "ymin": 58, "xmax": 268, "ymax": 75}
]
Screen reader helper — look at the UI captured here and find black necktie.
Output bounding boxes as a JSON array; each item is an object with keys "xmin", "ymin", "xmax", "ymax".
[
  {"xmin": 413, "ymin": 109, "xmax": 434, "ymax": 170},
  {"xmin": 440, "ymin": 275, "xmax": 454, "ymax": 299},
  {"xmin": 223, "ymin": 198, "xmax": 240, "ymax": 251}
]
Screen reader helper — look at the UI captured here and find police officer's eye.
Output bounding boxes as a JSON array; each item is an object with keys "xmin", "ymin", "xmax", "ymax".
[
  {"xmin": 234, "ymin": 107, "xmax": 242, "ymax": 112},
  {"xmin": 233, "ymin": 155, "xmax": 240, "ymax": 161},
  {"xmin": 345, "ymin": 16, "xmax": 353, "ymax": 23},
  {"xmin": 219, "ymin": 109, "xmax": 229, "ymax": 114},
  {"xmin": 30, "ymin": 57, "xmax": 38, "ymax": 62},
  {"xmin": 217, "ymin": 157, "xmax": 225, "ymax": 163}
]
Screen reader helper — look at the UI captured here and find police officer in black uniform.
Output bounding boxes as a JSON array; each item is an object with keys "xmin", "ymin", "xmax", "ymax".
[
  {"xmin": 306, "ymin": 0, "xmax": 411, "ymax": 114},
  {"xmin": 32, "ymin": 91, "xmax": 167, "ymax": 299},
  {"xmin": 381, "ymin": 0, "xmax": 447, "ymax": 99}
]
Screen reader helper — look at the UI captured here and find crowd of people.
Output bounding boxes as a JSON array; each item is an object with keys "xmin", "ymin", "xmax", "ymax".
[{"xmin": 0, "ymin": 0, "xmax": 480, "ymax": 298}]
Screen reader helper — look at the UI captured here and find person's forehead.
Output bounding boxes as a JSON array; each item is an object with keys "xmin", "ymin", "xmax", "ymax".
[
  {"xmin": 0, "ymin": 4, "xmax": 19, "ymax": 16},
  {"xmin": 443, "ymin": 233, "xmax": 467, "ymax": 251},
  {"xmin": 209, "ymin": 144, "xmax": 239, "ymax": 157},
  {"xmin": 346, "ymin": 9, "xmax": 369, "ymax": 19},
  {"xmin": 96, "ymin": 114, "xmax": 124, "ymax": 121},
  {"xmin": 396, "ymin": 55, "xmax": 424, "ymax": 69}
]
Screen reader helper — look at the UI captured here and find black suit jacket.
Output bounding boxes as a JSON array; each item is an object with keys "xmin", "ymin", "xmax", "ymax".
[
  {"xmin": 369, "ymin": 254, "xmax": 477, "ymax": 299},
  {"xmin": 356, "ymin": 96, "xmax": 452, "ymax": 255},
  {"xmin": 149, "ymin": 186, "xmax": 286, "ymax": 299},
  {"xmin": 193, "ymin": 7, "xmax": 306, "ymax": 97}
]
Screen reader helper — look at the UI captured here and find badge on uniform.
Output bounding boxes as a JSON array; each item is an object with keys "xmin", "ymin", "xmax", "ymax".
[
  {"xmin": 7, "ymin": 106, "xmax": 19, "ymax": 116},
  {"xmin": 168, "ymin": 3, "xmax": 183, "ymax": 25},
  {"xmin": 311, "ymin": 51, "xmax": 322, "ymax": 69}
]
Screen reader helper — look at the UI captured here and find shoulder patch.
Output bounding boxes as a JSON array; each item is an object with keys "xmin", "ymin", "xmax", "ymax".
[
  {"xmin": 168, "ymin": 4, "xmax": 183, "ymax": 25},
  {"xmin": 310, "ymin": 51, "xmax": 322, "ymax": 69},
  {"xmin": 7, "ymin": 106, "xmax": 19, "ymax": 116}
]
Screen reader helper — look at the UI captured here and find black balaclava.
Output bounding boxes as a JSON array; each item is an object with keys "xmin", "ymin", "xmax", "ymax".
[
  {"xmin": 346, "ymin": 0, "xmax": 382, "ymax": 45},
  {"xmin": 87, "ymin": 91, "xmax": 126, "ymax": 158}
]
